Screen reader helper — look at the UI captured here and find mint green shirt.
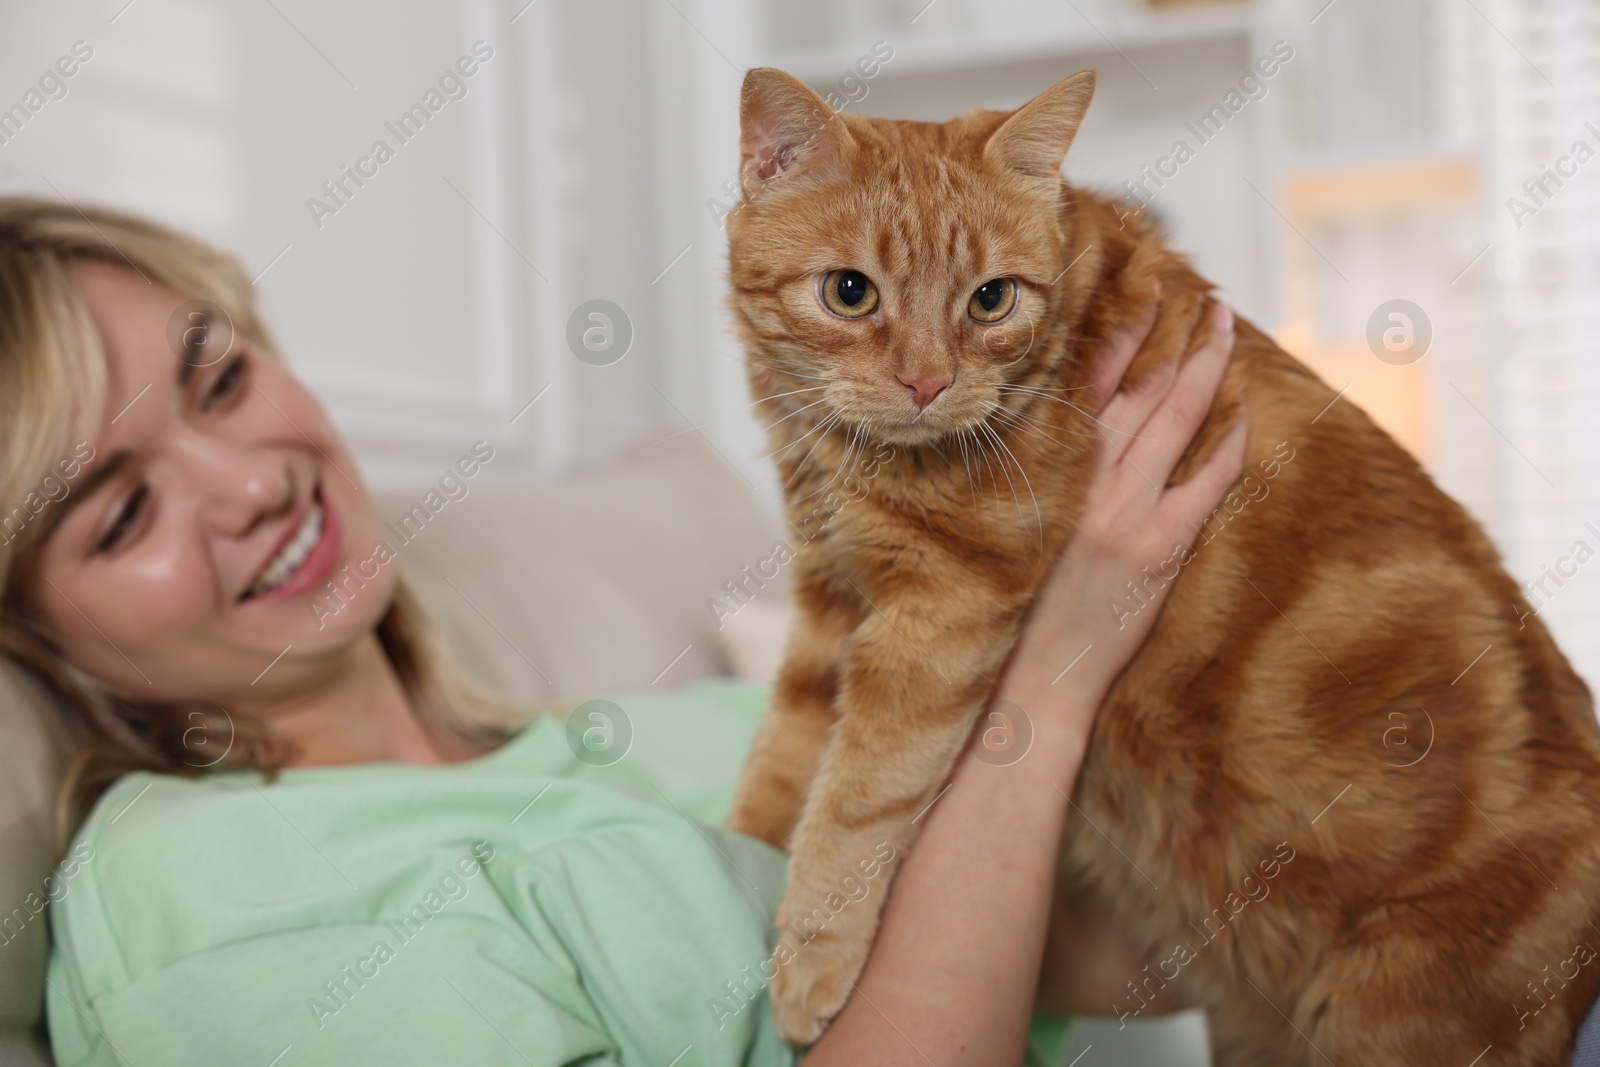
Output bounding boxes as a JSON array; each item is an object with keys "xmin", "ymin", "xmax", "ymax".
[{"xmin": 46, "ymin": 678, "xmax": 1071, "ymax": 1066}]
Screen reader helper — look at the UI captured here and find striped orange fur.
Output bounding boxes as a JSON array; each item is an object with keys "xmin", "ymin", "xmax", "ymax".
[{"xmin": 724, "ymin": 67, "xmax": 1600, "ymax": 1063}]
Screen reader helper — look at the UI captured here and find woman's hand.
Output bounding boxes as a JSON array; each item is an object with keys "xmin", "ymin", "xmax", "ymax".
[{"xmin": 1000, "ymin": 299, "xmax": 1246, "ymax": 719}]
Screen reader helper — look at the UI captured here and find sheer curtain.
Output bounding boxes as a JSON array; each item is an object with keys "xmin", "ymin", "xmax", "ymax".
[{"xmin": 1483, "ymin": 0, "xmax": 1600, "ymax": 690}]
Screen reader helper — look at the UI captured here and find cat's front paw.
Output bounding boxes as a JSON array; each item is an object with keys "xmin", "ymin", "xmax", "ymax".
[
  {"xmin": 768, "ymin": 896, "xmax": 876, "ymax": 1044},
  {"xmin": 769, "ymin": 928, "xmax": 861, "ymax": 1043}
]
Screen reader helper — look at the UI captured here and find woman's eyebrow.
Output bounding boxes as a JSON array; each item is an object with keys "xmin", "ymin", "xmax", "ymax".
[
  {"xmin": 35, "ymin": 449, "xmax": 129, "ymax": 543},
  {"xmin": 176, "ymin": 311, "xmax": 216, "ymax": 385}
]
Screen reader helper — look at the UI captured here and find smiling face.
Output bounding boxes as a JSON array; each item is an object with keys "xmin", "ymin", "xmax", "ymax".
[
  {"xmin": 728, "ymin": 68, "xmax": 1096, "ymax": 449},
  {"xmin": 16, "ymin": 259, "xmax": 395, "ymax": 709}
]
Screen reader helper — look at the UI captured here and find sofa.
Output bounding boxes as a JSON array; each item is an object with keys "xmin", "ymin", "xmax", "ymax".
[{"xmin": 0, "ymin": 429, "xmax": 1207, "ymax": 1066}]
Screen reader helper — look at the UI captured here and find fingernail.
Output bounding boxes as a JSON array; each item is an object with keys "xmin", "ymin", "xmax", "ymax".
[{"xmin": 1214, "ymin": 303, "xmax": 1234, "ymax": 332}]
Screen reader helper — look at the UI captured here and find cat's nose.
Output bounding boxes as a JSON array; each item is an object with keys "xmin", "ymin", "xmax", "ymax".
[{"xmin": 898, "ymin": 373, "xmax": 951, "ymax": 409}]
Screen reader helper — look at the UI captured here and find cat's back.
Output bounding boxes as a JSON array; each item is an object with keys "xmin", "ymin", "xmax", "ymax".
[
  {"xmin": 1070, "ymin": 205, "xmax": 1600, "ymax": 1063},
  {"xmin": 1094, "ymin": 217, "xmax": 1600, "ymax": 855}
]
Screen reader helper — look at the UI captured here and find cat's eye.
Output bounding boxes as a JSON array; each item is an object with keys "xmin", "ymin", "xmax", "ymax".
[
  {"xmin": 820, "ymin": 270, "xmax": 880, "ymax": 319},
  {"xmin": 969, "ymin": 278, "xmax": 1018, "ymax": 323}
]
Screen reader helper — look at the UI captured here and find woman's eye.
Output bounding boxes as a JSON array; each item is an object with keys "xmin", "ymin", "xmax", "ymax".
[
  {"xmin": 96, "ymin": 484, "xmax": 148, "ymax": 553},
  {"xmin": 821, "ymin": 270, "xmax": 880, "ymax": 319},
  {"xmin": 202, "ymin": 353, "xmax": 250, "ymax": 410},
  {"xmin": 969, "ymin": 278, "xmax": 1018, "ymax": 323}
]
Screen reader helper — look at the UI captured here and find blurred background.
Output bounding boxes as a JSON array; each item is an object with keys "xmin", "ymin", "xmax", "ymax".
[
  {"xmin": 0, "ymin": 0, "xmax": 1594, "ymax": 1061},
  {"xmin": 0, "ymin": 0, "xmax": 1594, "ymax": 746}
]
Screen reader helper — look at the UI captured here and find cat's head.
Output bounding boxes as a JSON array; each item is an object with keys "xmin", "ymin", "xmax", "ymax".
[{"xmin": 727, "ymin": 68, "xmax": 1097, "ymax": 449}]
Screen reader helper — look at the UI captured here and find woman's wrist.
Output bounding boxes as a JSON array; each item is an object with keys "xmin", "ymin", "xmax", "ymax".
[{"xmin": 991, "ymin": 644, "xmax": 1108, "ymax": 757}]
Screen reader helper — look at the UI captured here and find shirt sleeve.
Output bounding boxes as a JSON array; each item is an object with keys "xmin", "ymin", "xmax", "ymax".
[{"xmin": 47, "ymin": 917, "xmax": 625, "ymax": 1067}]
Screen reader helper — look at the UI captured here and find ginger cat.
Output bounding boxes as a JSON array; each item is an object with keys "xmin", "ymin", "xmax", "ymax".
[{"xmin": 724, "ymin": 66, "xmax": 1600, "ymax": 1065}]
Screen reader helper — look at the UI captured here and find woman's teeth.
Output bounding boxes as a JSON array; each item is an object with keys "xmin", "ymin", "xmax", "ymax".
[{"xmin": 249, "ymin": 502, "xmax": 324, "ymax": 598}]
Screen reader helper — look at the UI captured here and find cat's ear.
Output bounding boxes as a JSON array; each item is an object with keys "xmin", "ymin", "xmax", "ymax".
[
  {"xmin": 983, "ymin": 70, "xmax": 1097, "ymax": 182},
  {"xmin": 740, "ymin": 68, "xmax": 854, "ymax": 194}
]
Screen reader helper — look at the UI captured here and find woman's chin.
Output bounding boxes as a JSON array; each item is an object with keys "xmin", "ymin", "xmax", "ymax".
[{"xmin": 302, "ymin": 568, "xmax": 398, "ymax": 641}]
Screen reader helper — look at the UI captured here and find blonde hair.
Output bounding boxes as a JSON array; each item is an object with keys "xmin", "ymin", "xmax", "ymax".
[{"xmin": 0, "ymin": 197, "xmax": 517, "ymax": 843}]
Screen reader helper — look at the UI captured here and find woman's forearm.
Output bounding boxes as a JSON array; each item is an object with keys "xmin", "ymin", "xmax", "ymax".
[{"xmin": 801, "ymin": 676, "xmax": 1092, "ymax": 1064}]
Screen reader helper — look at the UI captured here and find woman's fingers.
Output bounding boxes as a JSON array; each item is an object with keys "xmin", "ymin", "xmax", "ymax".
[
  {"xmin": 1090, "ymin": 288, "xmax": 1161, "ymax": 406},
  {"xmin": 1095, "ymin": 356, "xmax": 1178, "ymax": 460},
  {"xmin": 1157, "ymin": 414, "xmax": 1249, "ymax": 534},
  {"xmin": 1009, "ymin": 301, "xmax": 1248, "ymax": 705},
  {"xmin": 1088, "ymin": 288, "xmax": 1161, "ymax": 428},
  {"xmin": 1124, "ymin": 303, "xmax": 1236, "ymax": 483}
]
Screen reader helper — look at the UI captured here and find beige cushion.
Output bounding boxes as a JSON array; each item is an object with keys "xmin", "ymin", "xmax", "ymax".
[
  {"xmin": 0, "ymin": 429, "xmax": 779, "ymax": 1065},
  {"xmin": 370, "ymin": 430, "xmax": 783, "ymax": 709},
  {"xmin": 717, "ymin": 599, "xmax": 797, "ymax": 687}
]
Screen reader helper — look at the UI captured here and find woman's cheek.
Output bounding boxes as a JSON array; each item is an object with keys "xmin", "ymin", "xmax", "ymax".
[
  {"xmin": 117, "ymin": 533, "xmax": 225, "ymax": 650},
  {"xmin": 253, "ymin": 363, "xmax": 348, "ymax": 460},
  {"xmin": 47, "ymin": 552, "xmax": 208, "ymax": 700}
]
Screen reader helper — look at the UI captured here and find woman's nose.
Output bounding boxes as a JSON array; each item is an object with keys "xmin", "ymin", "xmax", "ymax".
[{"xmin": 169, "ymin": 430, "xmax": 295, "ymax": 537}]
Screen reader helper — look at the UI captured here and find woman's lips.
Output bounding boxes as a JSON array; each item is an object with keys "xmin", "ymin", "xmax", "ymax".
[{"xmin": 244, "ymin": 486, "xmax": 343, "ymax": 605}]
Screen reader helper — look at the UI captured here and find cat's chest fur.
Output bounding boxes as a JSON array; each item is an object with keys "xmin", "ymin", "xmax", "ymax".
[{"xmin": 776, "ymin": 404, "xmax": 1093, "ymax": 602}]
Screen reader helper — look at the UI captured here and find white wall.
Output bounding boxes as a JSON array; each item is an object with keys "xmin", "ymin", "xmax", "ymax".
[{"xmin": 0, "ymin": 0, "xmax": 689, "ymax": 490}]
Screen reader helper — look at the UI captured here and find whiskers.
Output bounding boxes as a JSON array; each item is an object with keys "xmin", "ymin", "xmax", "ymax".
[
  {"xmin": 798, "ymin": 423, "xmax": 867, "ymax": 504},
  {"xmin": 966, "ymin": 420, "xmax": 1044, "ymax": 547},
  {"xmin": 987, "ymin": 404, "xmax": 1084, "ymax": 456},
  {"xmin": 769, "ymin": 408, "xmax": 841, "ymax": 466},
  {"xmin": 753, "ymin": 375, "xmax": 880, "ymax": 500},
  {"xmin": 749, "ymin": 353, "xmax": 833, "ymax": 384},
  {"xmin": 753, "ymin": 384, "xmax": 831, "ymax": 406},
  {"xmin": 751, "ymin": 375, "xmax": 840, "ymax": 467},
  {"xmin": 995, "ymin": 383, "xmax": 1135, "ymax": 442},
  {"xmin": 752, "ymin": 372, "xmax": 1082, "ymax": 552},
  {"xmin": 936, "ymin": 420, "xmax": 1041, "ymax": 548},
  {"xmin": 762, "ymin": 396, "xmax": 833, "ymax": 435},
  {"xmin": 994, "ymin": 385, "xmax": 1098, "ymax": 434}
]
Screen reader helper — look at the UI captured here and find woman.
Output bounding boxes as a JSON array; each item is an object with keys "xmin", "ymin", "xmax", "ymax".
[{"xmin": 1, "ymin": 198, "xmax": 1244, "ymax": 1065}]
